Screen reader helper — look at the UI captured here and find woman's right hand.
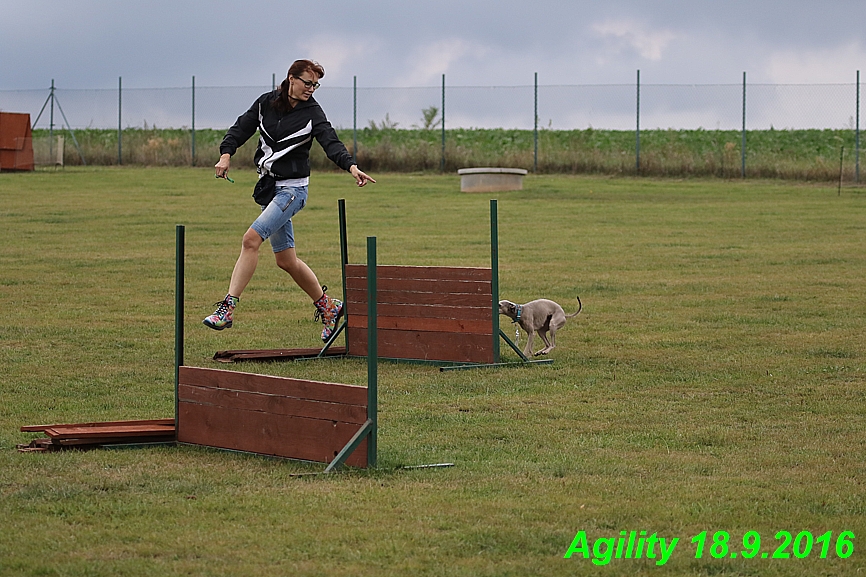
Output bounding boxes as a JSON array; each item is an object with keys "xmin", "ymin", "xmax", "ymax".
[{"xmin": 215, "ymin": 153, "xmax": 231, "ymax": 178}]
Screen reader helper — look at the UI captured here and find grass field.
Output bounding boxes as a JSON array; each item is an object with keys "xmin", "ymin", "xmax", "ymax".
[{"xmin": 1, "ymin": 168, "xmax": 864, "ymax": 576}]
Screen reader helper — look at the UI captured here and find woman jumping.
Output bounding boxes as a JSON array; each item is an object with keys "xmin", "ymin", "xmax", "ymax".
[{"xmin": 204, "ymin": 59, "xmax": 375, "ymax": 341}]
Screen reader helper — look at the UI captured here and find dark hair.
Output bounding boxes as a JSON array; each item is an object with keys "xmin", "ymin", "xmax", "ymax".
[{"xmin": 273, "ymin": 59, "xmax": 325, "ymax": 114}]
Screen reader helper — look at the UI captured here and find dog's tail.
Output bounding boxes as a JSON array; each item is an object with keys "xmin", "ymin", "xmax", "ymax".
[{"xmin": 565, "ymin": 296, "xmax": 583, "ymax": 318}]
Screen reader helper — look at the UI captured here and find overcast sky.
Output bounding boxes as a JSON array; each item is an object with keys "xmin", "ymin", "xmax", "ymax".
[{"xmin": 3, "ymin": 0, "xmax": 865, "ymax": 90}]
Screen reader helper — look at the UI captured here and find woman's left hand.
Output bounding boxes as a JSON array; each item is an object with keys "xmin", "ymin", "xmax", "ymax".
[{"xmin": 350, "ymin": 165, "xmax": 376, "ymax": 187}]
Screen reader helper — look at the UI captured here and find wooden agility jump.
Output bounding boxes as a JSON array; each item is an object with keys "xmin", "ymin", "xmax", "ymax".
[
  {"xmin": 215, "ymin": 199, "xmax": 548, "ymax": 369},
  {"xmin": 175, "ymin": 227, "xmax": 379, "ymax": 470},
  {"xmin": 344, "ymin": 264, "xmax": 494, "ymax": 364},
  {"xmin": 176, "ymin": 366, "xmax": 372, "ymax": 468}
]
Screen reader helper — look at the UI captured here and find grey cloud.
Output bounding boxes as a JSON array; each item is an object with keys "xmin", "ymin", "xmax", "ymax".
[{"xmin": 1, "ymin": 0, "xmax": 864, "ymax": 91}]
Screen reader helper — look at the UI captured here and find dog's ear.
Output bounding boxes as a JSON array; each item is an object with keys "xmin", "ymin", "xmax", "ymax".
[{"xmin": 498, "ymin": 300, "xmax": 516, "ymax": 316}]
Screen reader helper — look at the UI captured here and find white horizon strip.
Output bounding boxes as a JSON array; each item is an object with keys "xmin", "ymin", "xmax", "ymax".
[
  {"xmin": 258, "ymin": 135, "xmax": 313, "ymax": 174},
  {"xmin": 278, "ymin": 120, "xmax": 313, "ymax": 143}
]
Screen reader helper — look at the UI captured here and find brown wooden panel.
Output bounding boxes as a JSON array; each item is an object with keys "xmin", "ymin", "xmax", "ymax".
[
  {"xmin": 346, "ymin": 287, "xmax": 491, "ymax": 309},
  {"xmin": 44, "ymin": 424, "xmax": 175, "ymax": 440},
  {"xmin": 346, "ymin": 264, "xmax": 491, "ymax": 281},
  {"xmin": 177, "ymin": 402, "xmax": 367, "ymax": 467},
  {"xmin": 342, "ymin": 263, "xmax": 497, "ymax": 363},
  {"xmin": 52, "ymin": 434, "xmax": 176, "ymax": 446},
  {"xmin": 348, "ymin": 328, "xmax": 495, "ymax": 364},
  {"xmin": 347, "ymin": 314, "xmax": 492, "ymax": 335},
  {"xmin": 179, "ymin": 367, "xmax": 366, "ymax": 406},
  {"xmin": 346, "ymin": 275, "xmax": 491, "ymax": 296},
  {"xmin": 0, "ymin": 112, "xmax": 30, "ymax": 150},
  {"xmin": 0, "ymin": 150, "xmax": 18, "ymax": 169},
  {"xmin": 344, "ymin": 303, "xmax": 491, "ymax": 321},
  {"xmin": 21, "ymin": 418, "xmax": 174, "ymax": 433},
  {"xmin": 178, "ymin": 384, "xmax": 367, "ymax": 425}
]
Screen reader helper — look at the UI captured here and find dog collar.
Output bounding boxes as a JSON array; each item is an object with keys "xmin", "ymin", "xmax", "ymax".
[{"xmin": 513, "ymin": 304, "xmax": 522, "ymax": 323}]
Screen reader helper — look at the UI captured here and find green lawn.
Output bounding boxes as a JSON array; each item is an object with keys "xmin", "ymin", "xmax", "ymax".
[{"xmin": 0, "ymin": 168, "xmax": 864, "ymax": 576}]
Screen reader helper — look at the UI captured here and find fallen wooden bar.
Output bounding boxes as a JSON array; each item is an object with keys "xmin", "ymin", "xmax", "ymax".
[
  {"xmin": 21, "ymin": 418, "xmax": 174, "ymax": 433},
  {"xmin": 18, "ymin": 419, "xmax": 175, "ymax": 452},
  {"xmin": 44, "ymin": 424, "xmax": 174, "ymax": 440},
  {"xmin": 213, "ymin": 346, "xmax": 347, "ymax": 363},
  {"xmin": 49, "ymin": 434, "xmax": 176, "ymax": 447}
]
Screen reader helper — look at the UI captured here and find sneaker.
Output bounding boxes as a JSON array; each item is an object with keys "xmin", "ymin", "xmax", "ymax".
[
  {"xmin": 203, "ymin": 295, "xmax": 238, "ymax": 330},
  {"xmin": 313, "ymin": 287, "xmax": 343, "ymax": 342}
]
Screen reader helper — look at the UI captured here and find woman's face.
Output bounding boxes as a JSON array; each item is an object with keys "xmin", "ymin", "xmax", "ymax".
[{"xmin": 288, "ymin": 72, "xmax": 320, "ymax": 102}]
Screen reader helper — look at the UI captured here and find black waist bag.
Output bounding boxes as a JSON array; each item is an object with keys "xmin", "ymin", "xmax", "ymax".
[{"xmin": 252, "ymin": 174, "xmax": 276, "ymax": 205}]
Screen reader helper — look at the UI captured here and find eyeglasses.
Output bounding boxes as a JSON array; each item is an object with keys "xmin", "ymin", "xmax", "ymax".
[{"xmin": 293, "ymin": 77, "xmax": 320, "ymax": 90}]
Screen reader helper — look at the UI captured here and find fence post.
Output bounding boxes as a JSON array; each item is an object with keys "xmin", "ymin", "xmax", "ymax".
[
  {"xmin": 440, "ymin": 74, "xmax": 446, "ymax": 172},
  {"xmin": 49, "ymin": 79, "xmax": 55, "ymax": 161},
  {"xmin": 117, "ymin": 77, "xmax": 122, "ymax": 166},
  {"xmin": 534, "ymin": 72, "xmax": 538, "ymax": 172},
  {"xmin": 191, "ymin": 76, "xmax": 196, "ymax": 166},
  {"xmin": 634, "ymin": 70, "xmax": 640, "ymax": 174},
  {"xmin": 40, "ymin": 82, "xmax": 85, "ymax": 166},
  {"xmin": 854, "ymin": 70, "xmax": 860, "ymax": 184},
  {"xmin": 353, "ymin": 75, "xmax": 357, "ymax": 158},
  {"xmin": 741, "ymin": 72, "xmax": 747, "ymax": 178}
]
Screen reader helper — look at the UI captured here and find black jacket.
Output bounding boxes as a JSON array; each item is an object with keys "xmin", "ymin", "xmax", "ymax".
[{"xmin": 219, "ymin": 91, "xmax": 355, "ymax": 179}]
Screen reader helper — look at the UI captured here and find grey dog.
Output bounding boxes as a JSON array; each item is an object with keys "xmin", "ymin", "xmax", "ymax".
[{"xmin": 498, "ymin": 297, "xmax": 582, "ymax": 357}]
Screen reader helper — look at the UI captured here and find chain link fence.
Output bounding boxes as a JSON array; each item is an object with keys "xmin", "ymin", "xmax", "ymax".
[{"xmin": 1, "ymin": 73, "xmax": 861, "ymax": 180}]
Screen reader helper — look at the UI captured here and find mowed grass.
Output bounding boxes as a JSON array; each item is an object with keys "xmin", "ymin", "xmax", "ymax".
[{"xmin": 0, "ymin": 167, "xmax": 864, "ymax": 576}]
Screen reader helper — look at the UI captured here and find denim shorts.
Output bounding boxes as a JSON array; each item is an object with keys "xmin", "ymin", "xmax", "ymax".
[{"xmin": 250, "ymin": 185, "xmax": 308, "ymax": 253}]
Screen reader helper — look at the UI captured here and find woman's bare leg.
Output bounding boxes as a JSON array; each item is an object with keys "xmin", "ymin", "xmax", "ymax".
[
  {"xmin": 227, "ymin": 228, "xmax": 264, "ymax": 297},
  {"xmin": 274, "ymin": 247, "xmax": 324, "ymax": 300}
]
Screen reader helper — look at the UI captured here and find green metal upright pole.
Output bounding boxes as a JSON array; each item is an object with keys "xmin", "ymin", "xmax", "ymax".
[
  {"xmin": 366, "ymin": 236, "xmax": 378, "ymax": 467},
  {"xmin": 191, "ymin": 76, "xmax": 196, "ymax": 166},
  {"xmin": 742, "ymin": 71, "xmax": 747, "ymax": 179},
  {"xmin": 49, "ymin": 79, "xmax": 55, "ymax": 162},
  {"xmin": 490, "ymin": 200, "xmax": 500, "ymax": 363},
  {"xmin": 175, "ymin": 225, "xmax": 185, "ymax": 433},
  {"xmin": 118, "ymin": 77, "xmax": 122, "ymax": 165},
  {"xmin": 353, "ymin": 76, "xmax": 358, "ymax": 158},
  {"xmin": 339, "ymin": 199, "xmax": 348, "ymax": 302},
  {"xmin": 634, "ymin": 70, "xmax": 640, "ymax": 174},
  {"xmin": 854, "ymin": 70, "xmax": 860, "ymax": 184},
  {"xmin": 440, "ymin": 74, "xmax": 446, "ymax": 172}
]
